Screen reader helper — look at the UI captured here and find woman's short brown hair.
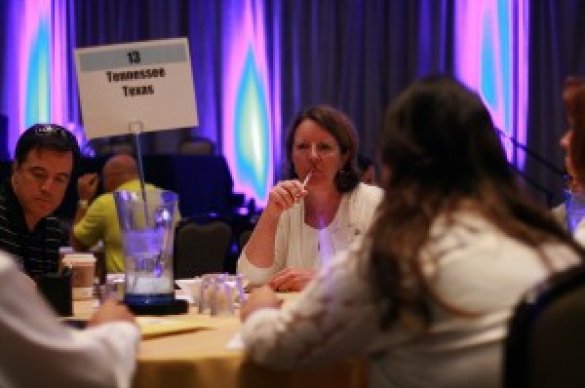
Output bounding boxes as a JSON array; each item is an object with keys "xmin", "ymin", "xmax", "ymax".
[{"xmin": 284, "ymin": 105, "xmax": 360, "ymax": 193}]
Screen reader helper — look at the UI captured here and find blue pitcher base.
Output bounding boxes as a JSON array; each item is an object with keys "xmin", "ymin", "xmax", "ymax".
[{"xmin": 124, "ymin": 294, "xmax": 188, "ymax": 315}]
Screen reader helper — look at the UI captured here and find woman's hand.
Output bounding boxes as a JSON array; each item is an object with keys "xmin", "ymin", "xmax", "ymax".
[
  {"xmin": 264, "ymin": 180, "xmax": 308, "ymax": 217},
  {"xmin": 77, "ymin": 173, "xmax": 100, "ymax": 201},
  {"xmin": 269, "ymin": 268, "xmax": 315, "ymax": 292},
  {"xmin": 240, "ymin": 285, "xmax": 283, "ymax": 321},
  {"xmin": 241, "ymin": 179, "xmax": 308, "ymax": 269}
]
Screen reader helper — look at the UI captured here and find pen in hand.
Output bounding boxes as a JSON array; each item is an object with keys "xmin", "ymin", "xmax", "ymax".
[
  {"xmin": 302, "ymin": 171, "xmax": 312, "ymax": 188},
  {"xmin": 293, "ymin": 171, "xmax": 312, "ymax": 202}
]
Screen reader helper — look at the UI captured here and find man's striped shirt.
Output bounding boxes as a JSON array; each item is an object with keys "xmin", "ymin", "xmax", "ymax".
[{"xmin": 0, "ymin": 181, "xmax": 66, "ymax": 279}]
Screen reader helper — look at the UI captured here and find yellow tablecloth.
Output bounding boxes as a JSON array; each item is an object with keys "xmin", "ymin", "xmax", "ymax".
[{"xmin": 74, "ymin": 295, "xmax": 368, "ymax": 388}]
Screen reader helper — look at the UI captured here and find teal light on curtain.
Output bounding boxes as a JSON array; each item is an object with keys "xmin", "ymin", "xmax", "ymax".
[
  {"xmin": 455, "ymin": 0, "xmax": 529, "ymax": 167},
  {"xmin": 1, "ymin": 0, "xmax": 72, "ymax": 158},
  {"xmin": 222, "ymin": 0, "xmax": 275, "ymax": 207}
]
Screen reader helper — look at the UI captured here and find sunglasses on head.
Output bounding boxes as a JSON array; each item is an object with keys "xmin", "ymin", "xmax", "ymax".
[
  {"xmin": 29, "ymin": 124, "xmax": 76, "ymax": 142},
  {"xmin": 31, "ymin": 124, "xmax": 68, "ymax": 135}
]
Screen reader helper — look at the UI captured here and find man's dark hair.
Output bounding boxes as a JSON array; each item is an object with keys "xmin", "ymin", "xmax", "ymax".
[{"xmin": 14, "ymin": 124, "xmax": 80, "ymax": 167}]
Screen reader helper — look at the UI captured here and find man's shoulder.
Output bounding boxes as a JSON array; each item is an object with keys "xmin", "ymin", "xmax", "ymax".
[
  {"xmin": 0, "ymin": 181, "xmax": 12, "ymax": 204},
  {"xmin": 118, "ymin": 179, "xmax": 159, "ymax": 191},
  {"xmin": 0, "ymin": 182, "xmax": 20, "ymax": 219},
  {"xmin": 143, "ymin": 181, "xmax": 162, "ymax": 191},
  {"xmin": 0, "ymin": 186, "xmax": 7, "ymax": 208},
  {"xmin": 93, "ymin": 191, "xmax": 116, "ymax": 207}
]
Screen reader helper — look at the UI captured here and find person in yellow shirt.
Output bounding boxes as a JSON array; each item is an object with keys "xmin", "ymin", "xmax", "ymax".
[{"xmin": 71, "ymin": 154, "xmax": 174, "ymax": 273}]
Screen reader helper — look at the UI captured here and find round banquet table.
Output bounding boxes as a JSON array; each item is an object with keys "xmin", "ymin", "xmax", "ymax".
[{"xmin": 74, "ymin": 293, "xmax": 368, "ymax": 388}]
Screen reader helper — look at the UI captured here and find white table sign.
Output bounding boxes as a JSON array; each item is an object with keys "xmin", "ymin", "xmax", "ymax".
[{"xmin": 75, "ymin": 37, "xmax": 198, "ymax": 138}]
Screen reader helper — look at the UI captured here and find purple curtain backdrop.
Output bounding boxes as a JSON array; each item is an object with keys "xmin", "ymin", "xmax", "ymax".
[{"xmin": 0, "ymin": 0, "xmax": 584, "ymax": 205}]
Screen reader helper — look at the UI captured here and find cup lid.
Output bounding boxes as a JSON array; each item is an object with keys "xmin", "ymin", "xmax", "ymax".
[{"xmin": 62, "ymin": 253, "xmax": 96, "ymax": 264}]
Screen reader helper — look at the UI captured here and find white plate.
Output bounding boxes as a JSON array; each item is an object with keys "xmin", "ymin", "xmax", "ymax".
[{"xmin": 175, "ymin": 278, "xmax": 202, "ymax": 304}]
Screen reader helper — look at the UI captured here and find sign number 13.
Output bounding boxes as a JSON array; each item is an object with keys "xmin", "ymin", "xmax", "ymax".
[{"xmin": 127, "ymin": 50, "xmax": 141, "ymax": 64}]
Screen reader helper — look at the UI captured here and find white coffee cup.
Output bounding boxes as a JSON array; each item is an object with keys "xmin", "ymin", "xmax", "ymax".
[
  {"xmin": 62, "ymin": 253, "xmax": 96, "ymax": 300},
  {"xmin": 176, "ymin": 277, "xmax": 202, "ymax": 305},
  {"xmin": 104, "ymin": 273, "xmax": 126, "ymax": 301}
]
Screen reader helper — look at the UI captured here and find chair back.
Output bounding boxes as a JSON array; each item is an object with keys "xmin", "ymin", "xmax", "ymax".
[
  {"xmin": 238, "ymin": 229, "xmax": 253, "ymax": 252},
  {"xmin": 174, "ymin": 219, "xmax": 232, "ymax": 278},
  {"xmin": 504, "ymin": 264, "xmax": 585, "ymax": 388},
  {"xmin": 178, "ymin": 137, "xmax": 215, "ymax": 155}
]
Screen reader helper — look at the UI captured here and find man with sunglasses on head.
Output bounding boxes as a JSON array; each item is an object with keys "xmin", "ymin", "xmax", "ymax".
[
  {"xmin": 0, "ymin": 124, "xmax": 140, "ymax": 387},
  {"xmin": 0, "ymin": 124, "xmax": 79, "ymax": 279}
]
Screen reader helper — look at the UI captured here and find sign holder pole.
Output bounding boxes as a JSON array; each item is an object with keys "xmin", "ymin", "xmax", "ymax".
[{"xmin": 128, "ymin": 120, "xmax": 148, "ymax": 204}]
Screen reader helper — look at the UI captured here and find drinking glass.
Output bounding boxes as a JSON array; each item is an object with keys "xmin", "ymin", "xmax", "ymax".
[
  {"xmin": 114, "ymin": 189, "xmax": 178, "ymax": 307},
  {"xmin": 198, "ymin": 273, "xmax": 245, "ymax": 316}
]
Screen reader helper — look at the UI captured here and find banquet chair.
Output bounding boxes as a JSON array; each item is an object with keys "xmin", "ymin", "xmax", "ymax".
[
  {"xmin": 178, "ymin": 136, "xmax": 215, "ymax": 155},
  {"xmin": 238, "ymin": 229, "xmax": 253, "ymax": 253},
  {"xmin": 174, "ymin": 219, "xmax": 232, "ymax": 278},
  {"xmin": 503, "ymin": 264, "xmax": 585, "ymax": 388}
]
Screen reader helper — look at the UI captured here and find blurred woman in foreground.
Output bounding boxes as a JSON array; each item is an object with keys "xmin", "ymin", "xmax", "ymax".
[{"xmin": 240, "ymin": 76, "xmax": 582, "ymax": 388}]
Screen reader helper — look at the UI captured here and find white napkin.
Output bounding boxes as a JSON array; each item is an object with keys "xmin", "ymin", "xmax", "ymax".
[{"xmin": 225, "ymin": 332, "xmax": 244, "ymax": 350}]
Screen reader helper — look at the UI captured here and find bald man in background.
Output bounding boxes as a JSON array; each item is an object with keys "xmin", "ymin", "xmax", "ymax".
[{"xmin": 71, "ymin": 154, "xmax": 165, "ymax": 274}]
